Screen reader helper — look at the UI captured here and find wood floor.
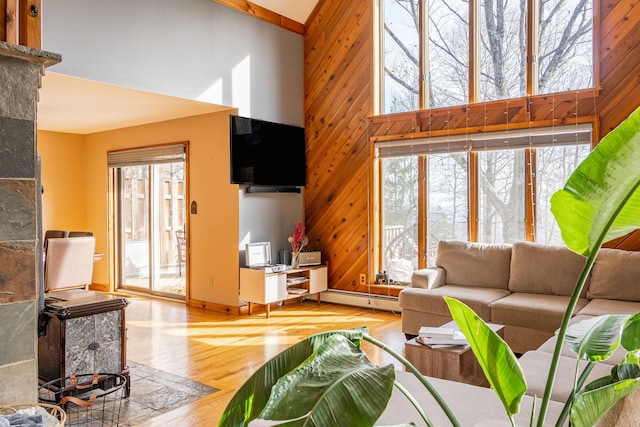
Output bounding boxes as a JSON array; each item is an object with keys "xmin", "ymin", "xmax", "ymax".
[{"xmin": 124, "ymin": 295, "xmax": 406, "ymax": 426}]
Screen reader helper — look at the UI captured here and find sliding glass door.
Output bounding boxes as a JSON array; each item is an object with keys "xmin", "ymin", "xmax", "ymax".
[{"xmin": 110, "ymin": 145, "xmax": 187, "ymax": 298}]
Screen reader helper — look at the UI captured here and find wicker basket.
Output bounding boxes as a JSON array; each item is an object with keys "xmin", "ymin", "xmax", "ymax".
[{"xmin": 0, "ymin": 403, "xmax": 66, "ymax": 426}]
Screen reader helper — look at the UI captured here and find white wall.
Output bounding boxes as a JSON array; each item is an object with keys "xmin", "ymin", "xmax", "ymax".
[
  {"xmin": 42, "ymin": 0, "xmax": 304, "ymax": 127},
  {"xmin": 239, "ymin": 190, "xmax": 304, "ymax": 266}
]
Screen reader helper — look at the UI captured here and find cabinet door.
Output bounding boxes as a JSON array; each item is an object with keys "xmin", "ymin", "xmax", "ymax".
[
  {"xmin": 65, "ymin": 311, "xmax": 122, "ymax": 376},
  {"xmin": 309, "ymin": 267, "xmax": 328, "ymax": 294},
  {"xmin": 264, "ymin": 274, "xmax": 287, "ymax": 303},
  {"xmin": 65, "ymin": 315, "xmax": 95, "ymax": 375}
]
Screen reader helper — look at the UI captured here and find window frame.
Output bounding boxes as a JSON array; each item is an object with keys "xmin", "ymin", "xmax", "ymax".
[
  {"xmin": 374, "ymin": 123, "xmax": 594, "ymax": 280},
  {"xmin": 375, "ymin": 0, "xmax": 599, "ymax": 114}
]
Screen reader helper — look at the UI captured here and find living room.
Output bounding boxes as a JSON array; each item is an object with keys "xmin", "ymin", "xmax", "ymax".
[{"xmin": 1, "ymin": 0, "xmax": 639, "ymax": 425}]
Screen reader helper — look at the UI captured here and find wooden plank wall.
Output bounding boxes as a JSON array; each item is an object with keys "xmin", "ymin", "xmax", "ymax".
[
  {"xmin": 303, "ymin": 0, "xmax": 640, "ymax": 293},
  {"xmin": 304, "ymin": 0, "xmax": 374, "ymax": 293}
]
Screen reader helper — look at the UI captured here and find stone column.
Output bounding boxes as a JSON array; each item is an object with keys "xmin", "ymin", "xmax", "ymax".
[{"xmin": 0, "ymin": 41, "xmax": 60, "ymax": 405}]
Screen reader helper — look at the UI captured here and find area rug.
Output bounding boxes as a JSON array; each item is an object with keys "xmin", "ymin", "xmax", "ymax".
[{"xmin": 117, "ymin": 360, "xmax": 219, "ymax": 426}]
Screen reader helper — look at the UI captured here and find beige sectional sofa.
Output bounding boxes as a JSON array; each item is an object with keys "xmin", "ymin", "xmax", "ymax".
[
  {"xmin": 399, "ymin": 240, "xmax": 640, "ymax": 353},
  {"xmin": 393, "ymin": 240, "xmax": 640, "ymax": 425}
]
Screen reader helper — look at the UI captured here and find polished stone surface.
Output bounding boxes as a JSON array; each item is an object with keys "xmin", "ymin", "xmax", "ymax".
[
  {"xmin": 0, "ymin": 241, "xmax": 36, "ymax": 303},
  {"xmin": 0, "ymin": 301, "xmax": 36, "ymax": 366},
  {"xmin": 0, "ymin": 359, "xmax": 37, "ymax": 405},
  {"xmin": 65, "ymin": 311, "xmax": 122, "ymax": 376},
  {"xmin": 0, "ymin": 117, "xmax": 35, "ymax": 178},
  {"xmin": 0, "ymin": 180, "xmax": 36, "ymax": 240}
]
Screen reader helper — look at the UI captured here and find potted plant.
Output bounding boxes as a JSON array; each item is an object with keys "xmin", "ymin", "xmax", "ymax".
[{"xmin": 219, "ymin": 107, "xmax": 640, "ymax": 426}]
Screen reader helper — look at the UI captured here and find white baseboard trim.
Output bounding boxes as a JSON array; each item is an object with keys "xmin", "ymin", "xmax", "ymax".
[{"xmin": 317, "ymin": 290, "xmax": 400, "ymax": 312}]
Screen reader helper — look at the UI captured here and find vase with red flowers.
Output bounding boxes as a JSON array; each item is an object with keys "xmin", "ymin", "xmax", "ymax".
[{"xmin": 287, "ymin": 221, "xmax": 308, "ymax": 269}]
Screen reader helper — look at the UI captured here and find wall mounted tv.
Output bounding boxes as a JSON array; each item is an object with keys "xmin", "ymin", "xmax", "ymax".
[{"xmin": 230, "ymin": 115, "xmax": 307, "ymax": 189}]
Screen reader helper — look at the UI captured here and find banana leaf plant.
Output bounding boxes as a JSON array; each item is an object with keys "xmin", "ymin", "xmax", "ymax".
[{"xmin": 219, "ymin": 107, "xmax": 640, "ymax": 426}]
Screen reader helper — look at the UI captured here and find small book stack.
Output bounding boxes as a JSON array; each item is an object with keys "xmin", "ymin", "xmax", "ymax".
[{"xmin": 416, "ymin": 326, "xmax": 469, "ymax": 348}]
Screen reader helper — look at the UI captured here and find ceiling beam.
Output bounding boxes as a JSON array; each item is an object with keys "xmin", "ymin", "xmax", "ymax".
[{"xmin": 212, "ymin": 0, "xmax": 305, "ymax": 35}]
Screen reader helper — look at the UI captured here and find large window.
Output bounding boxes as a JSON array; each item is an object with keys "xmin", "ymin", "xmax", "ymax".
[
  {"xmin": 380, "ymin": 0, "xmax": 594, "ymax": 112},
  {"xmin": 378, "ymin": 125, "xmax": 591, "ymax": 280}
]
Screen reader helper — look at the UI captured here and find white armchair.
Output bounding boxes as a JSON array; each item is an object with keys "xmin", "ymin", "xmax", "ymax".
[{"xmin": 44, "ymin": 237, "xmax": 96, "ymax": 292}]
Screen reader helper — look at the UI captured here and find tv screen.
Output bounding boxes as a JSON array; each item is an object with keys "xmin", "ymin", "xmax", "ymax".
[{"xmin": 230, "ymin": 115, "xmax": 306, "ymax": 187}]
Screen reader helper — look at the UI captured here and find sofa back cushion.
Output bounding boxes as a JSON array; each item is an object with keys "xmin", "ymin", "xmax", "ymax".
[
  {"xmin": 588, "ymin": 248, "xmax": 640, "ymax": 301},
  {"xmin": 436, "ymin": 240, "xmax": 512, "ymax": 289},
  {"xmin": 508, "ymin": 242, "xmax": 587, "ymax": 297}
]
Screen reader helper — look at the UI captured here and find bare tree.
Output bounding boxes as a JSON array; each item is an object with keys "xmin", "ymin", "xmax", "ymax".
[
  {"xmin": 384, "ymin": 0, "xmax": 592, "ymax": 107},
  {"xmin": 382, "ymin": 0, "xmax": 592, "ymax": 244}
]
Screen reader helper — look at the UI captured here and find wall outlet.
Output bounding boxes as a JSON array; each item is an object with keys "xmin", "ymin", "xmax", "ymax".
[
  {"xmin": 208, "ymin": 276, "xmax": 213, "ymax": 286},
  {"xmin": 359, "ymin": 274, "xmax": 366, "ymax": 285}
]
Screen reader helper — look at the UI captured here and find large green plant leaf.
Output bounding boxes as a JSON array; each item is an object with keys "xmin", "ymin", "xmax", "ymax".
[
  {"xmin": 571, "ymin": 351, "xmax": 640, "ymax": 427},
  {"xmin": 445, "ymin": 297, "xmax": 526, "ymax": 417},
  {"xmin": 550, "ymin": 106, "xmax": 640, "ymax": 257},
  {"xmin": 621, "ymin": 313, "xmax": 640, "ymax": 351},
  {"xmin": 563, "ymin": 314, "xmax": 629, "ymax": 362},
  {"xmin": 219, "ymin": 329, "xmax": 366, "ymax": 427},
  {"xmin": 257, "ymin": 334, "xmax": 395, "ymax": 426}
]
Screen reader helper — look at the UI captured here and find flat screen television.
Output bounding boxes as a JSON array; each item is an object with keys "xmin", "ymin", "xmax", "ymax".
[{"xmin": 230, "ymin": 115, "xmax": 306, "ymax": 187}]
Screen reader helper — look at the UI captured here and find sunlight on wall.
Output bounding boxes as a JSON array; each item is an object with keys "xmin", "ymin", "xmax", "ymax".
[
  {"xmin": 196, "ymin": 78, "xmax": 224, "ymax": 105},
  {"xmin": 239, "ymin": 231, "xmax": 251, "ymax": 251},
  {"xmin": 232, "ymin": 55, "xmax": 251, "ymax": 116}
]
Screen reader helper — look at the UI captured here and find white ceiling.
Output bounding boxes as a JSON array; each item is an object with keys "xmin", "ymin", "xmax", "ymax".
[
  {"xmin": 38, "ymin": 73, "xmax": 231, "ymax": 135},
  {"xmin": 250, "ymin": 0, "xmax": 318, "ymax": 24}
]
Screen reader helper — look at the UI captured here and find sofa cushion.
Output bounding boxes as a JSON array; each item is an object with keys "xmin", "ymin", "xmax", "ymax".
[
  {"xmin": 377, "ymin": 370, "xmax": 566, "ymax": 427},
  {"xmin": 490, "ymin": 293, "xmax": 589, "ymax": 332},
  {"xmin": 508, "ymin": 242, "xmax": 587, "ymax": 297},
  {"xmin": 411, "ymin": 267, "xmax": 445, "ymax": 289},
  {"xmin": 519, "ymin": 350, "xmax": 613, "ymax": 403},
  {"xmin": 399, "ymin": 285, "xmax": 511, "ymax": 321},
  {"xmin": 436, "ymin": 240, "xmax": 512, "ymax": 289},
  {"xmin": 587, "ymin": 248, "xmax": 640, "ymax": 301},
  {"xmin": 538, "ymin": 332, "xmax": 629, "ymax": 366},
  {"xmin": 577, "ymin": 299, "xmax": 640, "ymax": 317}
]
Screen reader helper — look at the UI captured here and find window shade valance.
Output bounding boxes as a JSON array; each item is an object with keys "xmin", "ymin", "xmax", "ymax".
[
  {"xmin": 376, "ymin": 123, "xmax": 592, "ymax": 158},
  {"xmin": 107, "ymin": 144, "xmax": 186, "ymax": 167}
]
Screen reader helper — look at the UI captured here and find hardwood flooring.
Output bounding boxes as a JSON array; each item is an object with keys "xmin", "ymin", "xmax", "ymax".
[{"xmin": 124, "ymin": 295, "xmax": 405, "ymax": 426}]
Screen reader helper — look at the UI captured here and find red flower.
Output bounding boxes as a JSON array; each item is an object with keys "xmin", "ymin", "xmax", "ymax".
[{"xmin": 287, "ymin": 221, "xmax": 309, "ymax": 253}]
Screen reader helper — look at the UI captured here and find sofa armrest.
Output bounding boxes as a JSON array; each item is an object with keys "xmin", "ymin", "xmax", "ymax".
[{"xmin": 411, "ymin": 267, "xmax": 445, "ymax": 289}]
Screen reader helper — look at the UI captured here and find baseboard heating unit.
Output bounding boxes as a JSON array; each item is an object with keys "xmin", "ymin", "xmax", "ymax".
[{"xmin": 316, "ymin": 290, "xmax": 400, "ymax": 312}]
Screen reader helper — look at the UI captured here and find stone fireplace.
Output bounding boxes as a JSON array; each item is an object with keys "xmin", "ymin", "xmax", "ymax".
[{"xmin": 0, "ymin": 41, "xmax": 60, "ymax": 405}]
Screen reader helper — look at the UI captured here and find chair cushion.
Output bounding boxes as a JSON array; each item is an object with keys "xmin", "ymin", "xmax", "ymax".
[
  {"xmin": 587, "ymin": 248, "xmax": 640, "ymax": 301},
  {"xmin": 436, "ymin": 240, "xmax": 512, "ymax": 289},
  {"xmin": 491, "ymin": 293, "xmax": 589, "ymax": 332},
  {"xmin": 508, "ymin": 241, "xmax": 587, "ymax": 297},
  {"xmin": 399, "ymin": 285, "xmax": 511, "ymax": 321}
]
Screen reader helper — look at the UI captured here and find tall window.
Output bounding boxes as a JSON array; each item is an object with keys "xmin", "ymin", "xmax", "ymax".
[
  {"xmin": 383, "ymin": 0, "xmax": 420, "ymax": 113},
  {"xmin": 380, "ymin": 0, "xmax": 594, "ymax": 112},
  {"xmin": 382, "ymin": 156, "xmax": 419, "ymax": 281},
  {"xmin": 427, "ymin": 153, "xmax": 468, "ymax": 263},
  {"xmin": 377, "ymin": 125, "xmax": 591, "ymax": 280},
  {"xmin": 477, "ymin": 150, "xmax": 526, "ymax": 243}
]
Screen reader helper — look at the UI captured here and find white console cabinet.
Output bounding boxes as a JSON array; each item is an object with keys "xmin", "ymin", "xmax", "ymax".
[{"xmin": 240, "ymin": 265, "xmax": 328, "ymax": 318}]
